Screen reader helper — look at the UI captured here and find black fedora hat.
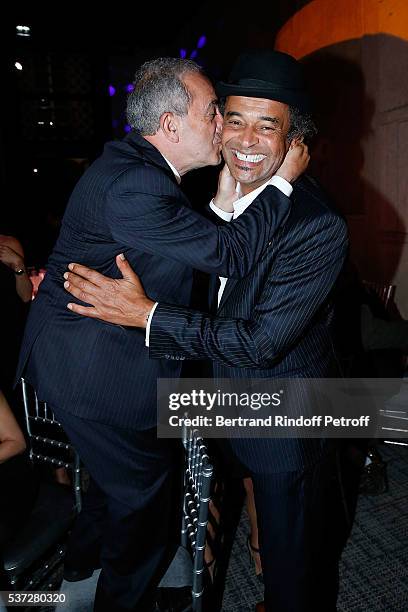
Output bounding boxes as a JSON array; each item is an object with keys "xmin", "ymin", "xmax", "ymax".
[{"xmin": 216, "ymin": 49, "xmax": 310, "ymax": 113}]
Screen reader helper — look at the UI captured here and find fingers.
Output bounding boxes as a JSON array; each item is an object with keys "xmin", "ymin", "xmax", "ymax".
[
  {"xmin": 67, "ymin": 303, "xmax": 100, "ymax": 318},
  {"xmin": 295, "ymin": 143, "xmax": 307, "ymax": 154},
  {"xmin": 64, "ymin": 270, "xmax": 101, "ymax": 297},
  {"xmin": 115, "ymin": 254, "xmax": 140, "ymax": 283},
  {"xmin": 290, "ymin": 135, "xmax": 305, "ymax": 147},
  {"xmin": 218, "ymin": 163, "xmax": 236, "ymax": 190},
  {"xmin": 300, "ymin": 144, "xmax": 309, "ymax": 160},
  {"xmin": 64, "ymin": 277, "xmax": 96, "ymax": 304},
  {"xmin": 68, "ymin": 256, "xmax": 139, "ymax": 288},
  {"xmin": 218, "ymin": 164, "xmax": 233, "ymax": 187},
  {"xmin": 67, "ymin": 262, "xmax": 107, "ymax": 286},
  {"xmin": 288, "ymin": 142, "xmax": 309, "ymax": 159}
]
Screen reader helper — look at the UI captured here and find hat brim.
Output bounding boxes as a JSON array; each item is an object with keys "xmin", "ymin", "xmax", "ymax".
[{"xmin": 216, "ymin": 81, "xmax": 310, "ymax": 113}]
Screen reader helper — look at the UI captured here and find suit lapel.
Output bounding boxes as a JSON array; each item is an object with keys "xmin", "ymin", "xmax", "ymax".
[
  {"xmin": 218, "ymin": 277, "xmax": 239, "ymax": 311},
  {"xmin": 208, "ymin": 275, "xmax": 219, "ymax": 313}
]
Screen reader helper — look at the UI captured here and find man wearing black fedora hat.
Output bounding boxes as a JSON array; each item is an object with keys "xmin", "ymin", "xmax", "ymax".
[{"xmin": 63, "ymin": 50, "xmax": 349, "ymax": 611}]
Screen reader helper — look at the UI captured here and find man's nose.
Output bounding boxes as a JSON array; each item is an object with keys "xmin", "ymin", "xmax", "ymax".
[{"xmin": 240, "ymin": 126, "xmax": 258, "ymax": 148}]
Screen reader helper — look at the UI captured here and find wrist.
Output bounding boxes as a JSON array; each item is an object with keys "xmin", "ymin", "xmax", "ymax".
[
  {"xmin": 275, "ymin": 169, "xmax": 296, "ymax": 184},
  {"xmin": 213, "ymin": 195, "xmax": 235, "ymax": 213},
  {"xmin": 269, "ymin": 175, "xmax": 293, "ymax": 197},
  {"xmin": 138, "ymin": 299, "xmax": 155, "ymax": 329},
  {"xmin": 13, "ymin": 257, "xmax": 26, "ymax": 275}
]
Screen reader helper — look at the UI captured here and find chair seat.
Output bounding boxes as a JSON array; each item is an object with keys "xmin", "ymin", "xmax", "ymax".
[{"xmin": 3, "ymin": 481, "xmax": 76, "ymax": 576}]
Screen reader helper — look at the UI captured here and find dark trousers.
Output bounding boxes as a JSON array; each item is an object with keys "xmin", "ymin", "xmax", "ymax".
[
  {"xmin": 56, "ymin": 410, "xmax": 182, "ymax": 612},
  {"xmin": 251, "ymin": 451, "xmax": 350, "ymax": 612},
  {"xmin": 63, "ymin": 476, "xmax": 105, "ymax": 573}
]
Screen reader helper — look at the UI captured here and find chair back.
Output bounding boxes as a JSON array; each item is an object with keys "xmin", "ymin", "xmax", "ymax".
[
  {"xmin": 181, "ymin": 428, "xmax": 213, "ymax": 612},
  {"xmin": 362, "ymin": 281, "xmax": 396, "ymax": 311},
  {"xmin": 2, "ymin": 380, "xmax": 83, "ymax": 589},
  {"xmin": 360, "ymin": 286, "xmax": 408, "ymax": 448},
  {"xmin": 21, "ymin": 378, "xmax": 82, "ymax": 513}
]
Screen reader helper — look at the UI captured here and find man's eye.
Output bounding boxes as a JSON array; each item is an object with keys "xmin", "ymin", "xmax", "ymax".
[
  {"xmin": 260, "ymin": 125, "xmax": 280, "ymax": 133},
  {"xmin": 227, "ymin": 120, "xmax": 241, "ymax": 126}
]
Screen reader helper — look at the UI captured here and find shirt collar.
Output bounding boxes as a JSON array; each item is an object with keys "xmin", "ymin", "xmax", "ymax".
[
  {"xmin": 162, "ymin": 155, "xmax": 181, "ymax": 184},
  {"xmin": 233, "ymin": 178, "xmax": 273, "ymax": 218}
]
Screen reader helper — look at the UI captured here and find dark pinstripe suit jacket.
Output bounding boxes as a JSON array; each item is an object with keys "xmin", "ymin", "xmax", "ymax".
[
  {"xmin": 149, "ymin": 176, "xmax": 349, "ymax": 471},
  {"xmin": 17, "ymin": 131, "xmax": 292, "ymax": 430}
]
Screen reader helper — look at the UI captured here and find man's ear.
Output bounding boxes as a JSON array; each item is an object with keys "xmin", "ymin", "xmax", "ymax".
[{"xmin": 160, "ymin": 112, "xmax": 180, "ymax": 143}]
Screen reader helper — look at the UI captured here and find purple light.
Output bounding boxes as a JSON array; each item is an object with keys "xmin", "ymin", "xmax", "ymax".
[
  {"xmin": 190, "ymin": 50, "xmax": 198, "ymax": 59},
  {"xmin": 112, "ymin": 119, "xmax": 119, "ymax": 128},
  {"xmin": 125, "ymin": 84, "xmax": 134, "ymax": 93},
  {"xmin": 124, "ymin": 125, "xmax": 131, "ymax": 133},
  {"xmin": 108, "ymin": 85, "xmax": 116, "ymax": 97},
  {"xmin": 197, "ymin": 35, "xmax": 207, "ymax": 49},
  {"xmin": 179, "ymin": 49, "xmax": 187, "ymax": 59}
]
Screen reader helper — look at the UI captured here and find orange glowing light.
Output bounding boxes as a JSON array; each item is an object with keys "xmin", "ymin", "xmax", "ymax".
[{"xmin": 275, "ymin": 0, "xmax": 408, "ymax": 59}]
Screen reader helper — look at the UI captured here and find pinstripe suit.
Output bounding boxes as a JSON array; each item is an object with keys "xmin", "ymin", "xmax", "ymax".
[
  {"xmin": 149, "ymin": 175, "xmax": 349, "ymax": 611},
  {"xmin": 16, "ymin": 131, "xmax": 292, "ymax": 611}
]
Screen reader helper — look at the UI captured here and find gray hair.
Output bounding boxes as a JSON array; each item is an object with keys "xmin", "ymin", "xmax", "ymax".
[
  {"xmin": 287, "ymin": 106, "xmax": 317, "ymax": 143},
  {"xmin": 126, "ymin": 58, "xmax": 203, "ymax": 135}
]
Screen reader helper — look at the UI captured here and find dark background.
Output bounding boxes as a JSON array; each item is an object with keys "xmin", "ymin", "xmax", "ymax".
[{"xmin": 1, "ymin": 1, "xmax": 311, "ymax": 267}]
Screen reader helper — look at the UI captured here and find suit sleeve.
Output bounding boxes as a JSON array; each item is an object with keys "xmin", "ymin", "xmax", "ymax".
[
  {"xmin": 148, "ymin": 215, "xmax": 348, "ymax": 368},
  {"xmin": 105, "ymin": 167, "xmax": 290, "ymax": 279}
]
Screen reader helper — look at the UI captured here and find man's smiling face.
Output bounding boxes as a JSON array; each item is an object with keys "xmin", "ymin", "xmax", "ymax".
[{"xmin": 221, "ymin": 96, "xmax": 291, "ymax": 195}]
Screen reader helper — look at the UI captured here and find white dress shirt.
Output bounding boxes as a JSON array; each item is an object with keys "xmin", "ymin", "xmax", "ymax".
[{"xmin": 162, "ymin": 155, "xmax": 181, "ymax": 184}]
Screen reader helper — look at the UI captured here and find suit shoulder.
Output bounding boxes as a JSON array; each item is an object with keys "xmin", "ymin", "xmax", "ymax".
[
  {"xmin": 108, "ymin": 160, "xmax": 179, "ymax": 198},
  {"xmin": 294, "ymin": 174, "xmax": 329, "ymax": 204},
  {"xmin": 96, "ymin": 139, "xmax": 177, "ymax": 195},
  {"xmin": 294, "ymin": 175, "xmax": 344, "ymax": 220},
  {"xmin": 285, "ymin": 178, "xmax": 348, "ymax": 246}
]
